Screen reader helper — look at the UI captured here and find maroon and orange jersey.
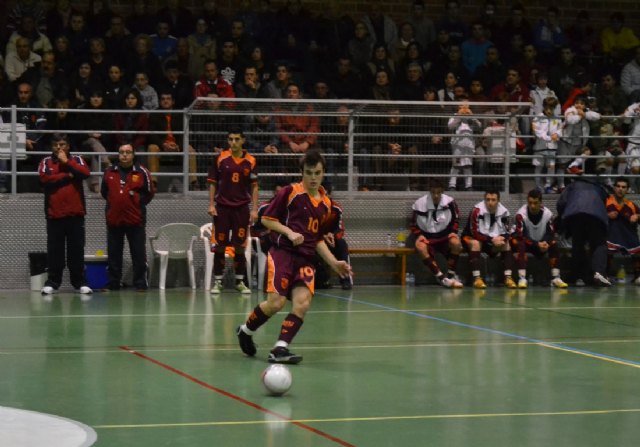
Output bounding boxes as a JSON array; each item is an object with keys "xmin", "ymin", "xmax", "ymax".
[
  {"xmin": 207, "ymin": 149, "xmax": 257, "ymax": 207},
  {"xmin": 262, "ymin": 182, "xmax": 331, "ymax": 259}
]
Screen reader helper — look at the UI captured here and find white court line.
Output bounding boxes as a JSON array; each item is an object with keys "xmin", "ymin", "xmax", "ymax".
[
  {"xmin": 1, "ymin": 306, "xmax": 639, "ymax": 319},
  {"xmin": 2, "ymin": 338, "xmax": 639, "ymax": 356}
]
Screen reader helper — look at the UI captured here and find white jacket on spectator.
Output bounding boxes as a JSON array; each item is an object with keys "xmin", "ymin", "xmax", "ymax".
[{"xmin": 532, "ymin": 114, "xmax": 563, "ymax": 151}]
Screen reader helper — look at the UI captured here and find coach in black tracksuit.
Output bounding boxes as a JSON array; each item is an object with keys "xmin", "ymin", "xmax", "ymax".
[{"xmin": 101, "ymin": 144, "xmax": 154, "ymax": 291}]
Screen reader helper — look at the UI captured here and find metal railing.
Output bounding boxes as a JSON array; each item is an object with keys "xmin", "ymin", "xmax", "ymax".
[{"xmin": 1, "ymin": 98, "xmax": 637, "ymax": 195}]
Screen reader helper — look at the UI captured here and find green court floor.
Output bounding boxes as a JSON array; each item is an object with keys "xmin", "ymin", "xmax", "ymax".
[{"xmin": 1, "ymin": 285, "xmax": 639, "ymax": 446}]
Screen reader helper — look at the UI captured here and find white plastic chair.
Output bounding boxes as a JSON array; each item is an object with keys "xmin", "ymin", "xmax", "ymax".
[
  {"xmin": 150, "ymin": 223, "xmax": 200, "ymax": 289},
  {"xmin": 200, "ymin": 223, "xmax": 253, "ymax": 290}
]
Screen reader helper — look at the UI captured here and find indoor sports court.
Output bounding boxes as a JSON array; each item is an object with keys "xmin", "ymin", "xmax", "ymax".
[{"xmin": 1, "ymin": 284, "xmax": 639, "ymax": 446}]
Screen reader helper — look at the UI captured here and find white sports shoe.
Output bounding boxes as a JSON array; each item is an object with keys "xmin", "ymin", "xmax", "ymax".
[
  {"xmin": 235, "ymin": 281, "xmax": 251, "ymax": 294},
  {"xmin": 210, "ymin": 280, "xmax": 223, "ymax": 294},
  {"xmin": 634, "ymin": 276, "xmax": 640, "ymax": 285},
  {"xmin": 76, "ymin": 286, "xmax": 93, "ymax": 294},
  {"xmin": 41, "ymin": 286, "xmax": 57, "ymax": 295},
  {"xmin": 440, "ymin": 276, "xmax": 454, "ymax": 288},
  {"xmin": 551, "ymin": 277, "xmax": 568, "ymax": 288},
  {"xmin": 517, "ymin": 278, "xmax": 528, "ymax": 289},
  {"xmin": 593, "ymin": 272, "xmax": 612, "ymax": 287}
]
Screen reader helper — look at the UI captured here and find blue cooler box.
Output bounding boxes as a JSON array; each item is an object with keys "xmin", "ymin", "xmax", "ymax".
[{"xmin": 85, "ymin": 256, "xmax": 109, "ymax": 289}]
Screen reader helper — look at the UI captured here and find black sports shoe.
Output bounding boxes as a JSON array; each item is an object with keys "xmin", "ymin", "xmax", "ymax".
[
  {"xmin": 268, "ymin": 346, "xmax": 303, "ymax": 364},
  {"xmin": 236, "ymin": 326, "xmax": 257, "ymax": 357}
]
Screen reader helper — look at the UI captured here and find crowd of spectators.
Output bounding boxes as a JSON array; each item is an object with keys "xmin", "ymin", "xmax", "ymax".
[{"xmin": 2, "ymin": 0, "xmax": 640, "ymax": 193}]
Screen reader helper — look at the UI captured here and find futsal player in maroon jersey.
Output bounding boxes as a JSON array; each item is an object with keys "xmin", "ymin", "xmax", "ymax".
[
  {"xmin": 207, "ymin": 130, "xmax": 259, "ymax": 294},
  {"xmin": 236, "ymin": 151, "xmax": 352, "ymax": 364}
]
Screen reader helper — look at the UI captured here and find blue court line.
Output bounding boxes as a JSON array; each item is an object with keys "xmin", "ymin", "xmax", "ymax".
[{"xmin": 318, "ymin": 292, "xmax": 640, "ymax": 370}]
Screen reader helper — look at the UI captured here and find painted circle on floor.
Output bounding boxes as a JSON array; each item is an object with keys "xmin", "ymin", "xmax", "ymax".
[{"xmin": 0, "ymin": 406, "xmax": 97, "ymax": 446}]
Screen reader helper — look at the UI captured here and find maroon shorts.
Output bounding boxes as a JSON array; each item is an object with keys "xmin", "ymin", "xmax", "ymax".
[
  {"xmin": 266, "ymin": 248, "xmax": 316, "ymax": 298},
  {"xmin": 213, "ymin": 205, "xmax": 249, "ymax": 246}
]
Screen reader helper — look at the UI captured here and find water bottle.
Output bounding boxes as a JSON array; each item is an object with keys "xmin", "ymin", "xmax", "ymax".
[
  {"xmin": 386, "ymin": 233, "xmax": 392, "ymax": 249},
  {"xmin": 405, "ymin": 272, "xmax": 415, "ymax": 287},
  {"xmin": 616, "ymin": 266, "xmax": 626, "ymax": 284}
]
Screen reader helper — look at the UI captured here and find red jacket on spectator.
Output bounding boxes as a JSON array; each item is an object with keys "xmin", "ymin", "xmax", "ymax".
[
  {"xmin": 490, "ymin": 81, "xmax": 530, "ymax": 102},
  {"xmin": 193, "ymin": 75, "xmax": 235, "ymax": 99},
  {"xmin": 275, "ymin": 104, "xmax": 320, "ymax": 147},
  {"xmin": 38, "ymin": 154, "xmax": 90, "ymax": 219},
  {"xmin": 101, "ymin": 162, "xmax": 154, "ymax": 227}
]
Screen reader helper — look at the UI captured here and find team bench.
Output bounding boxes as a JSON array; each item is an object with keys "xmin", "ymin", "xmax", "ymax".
[{"xmin": 348, "ymin": 247, "xmax": 416, "ymax": 285}]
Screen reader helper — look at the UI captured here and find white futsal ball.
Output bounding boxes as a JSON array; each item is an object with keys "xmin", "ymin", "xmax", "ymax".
[{"xmin": 261, "ymin": 364, "xmax": 292, "ymax": 396}]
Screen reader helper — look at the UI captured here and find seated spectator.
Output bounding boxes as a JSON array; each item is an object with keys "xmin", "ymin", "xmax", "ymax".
[
  {"xmin": 328, "ymin": 56, "xmax": 364, "ymax": 99},
  {"xmin": 262, "ymin": 63, "xmax": 293, "ymax": 99},
  {"xmin": 64, "ymin": 11, "xmax": 90, "ymax": 62},
  {"xmin": 86, "ymin": 0, "xmax": 115, "ymax": 38},
  {"xmin": 348, "ymin": 21, "xmax": 375, "ymax": 72},
  {"xmin": 104, "ymin": 14, "xmax": 134, "ymax": 68},
  {"xmin": 461, "ymin": 22, "xmax": 493, "ymax": 75},
  {"xmin": 147, "ymin": 92, "xmax": 198, "ymax": 191},
  {"xmin": 5, "ymin": 37, "xmax": 41, "ymax": 82},
  {"xmin": 5, "ymin": 14, "xmax": 52, "ymax": 57},
  {"xmin": 17, "ymin": 51, "xmax": 69, "ymax": 108},
  {"xmin": 548, "ymin": 46, "xmax": 585, "ymax": 104},
  {"xmin": 46, "ymin": 0, "xmax": 80, "ymax": 41},
  {"xmin": 472, "ymin": 46, "xmax": 505, "ymax": 94},
  {"xmin": 362, "ymin": 5, "xmax": 398, "ymax": 57},
  {"xmin": 69, "ymin": 61, "xmax": 102, "ymax": 108},
  {"xmin": 274, "ymin": 83, "xmax": 319, "ymax": 162},
  {"xmin": 397, "ymin": 42, "xmax": 431, "ymax": 82},
  {"xmin": 78, "ymin": 88, "xmax": 112, "ymax": 192},
  {"xmin": 156, "ymin": 0, "xmax": 195, "ymax": 38},
  {"xmin": 395, "ymin": 22, "xmax": 417, "ymax": 64},
  {"xmin": 87, "ymin": 37, "xmax": 113, "ymax": 84},
  {"xmin": 248, "ymin": 46, "xmax": 272, "ymax": 85},
  {"xmin": 490, "ymin": 67, "xmax": 529, "ymax": 102},
  {"xmin": 151, "ymin": 20, "xmax": 178, "ymax": 62},
  {"xmin": 532, "ymin": 6, "xmax": 567, "ymax": 65},
  {"xmin": 318, "ymin": 104, "xmax": 350, "ymax": 189},
  {"xmin": 133, "ymin": 72, "xmax": 159, "ymax": 110},
  {"xmin": 156, "ymin": 61, "xmax": 193, "ymax": 108},
  {"xmin": 600, "ymin": 12, "xmax": 640, "ymax": 70},
  {"xmin": 14, "ymin": 82, "xmax": 48, "ymax": 192},
  {"xmin": 126, "ymin": 2, "xmax": 155, "ymax": 36},
  {"xmin": 430, "ymin": 44, "xmax": 470, "ymax": 90},
  {"xmin": 369, "ymin": 69, "xmax": 394, "ymax": 100},
  {"xmin": 395, "ymin": 62, "xmax": 426, "ymax": 101},
  {"xmin": 52, "ymin": 35, "xmax": 74, "ymax": 76},
  {"xmin": 437, "ymin": 0, "xmax": 468, "ymax": 46},
  {"xmin": 367, "ymin": 43, "xmax": 396, "ymax": 82},
  {"xmin": 234, "ymin": 65, "xmax": 264, "ymax": 98},
  {"xmin": 596, "ymin": 72, "xmax": 629, "ymax": 115},
  {"xmin": 406, "ymin": 0, "xmax": 436, "ymax": 51},
  {"xmin": 497, "ymin": 3, "xmax": 532, "ymax": 55},
  {"xmin": 127, "ymin": 34, "xmax": 162, "ymax": 86},
  {"xmin": 437, "ymin": 71, "xmax": 461, "ymax": 102},
  {"xmin": 193, "ymin": 59, "xmax": 235, "ymax": 99},
  {"xmin": 310, "ymin": 80, "xmax": 336, "ymax": 100},
  {"xmin": 621, "ymin": 47, "xmax": 640, "ymax": 103},
  {"xmin": 163, "ymin": 37, "xmax": 201, "ymax": 83},
  {"xmin": 216, "ymin": 37, "xmax": 242, "ymax": 86},
  {"xmin": 188, "ymin": 18, "xmax": 217, "ymax": 69},
  {"xmin": 113, "ymin": 88, "xmax": 149, "ymax": 152},
  {"xmin": 104, "ymin": 64, "xmax": 128, "ymax": 109},
  {"xmin": 515, "ymin": 43, "xmax": 546, "ymax": 88}
]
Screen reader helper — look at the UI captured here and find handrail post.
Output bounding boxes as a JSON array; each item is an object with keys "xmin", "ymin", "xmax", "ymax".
[
  {"xmin": 10, "ymin": 105, "xmax": 17, "ymax": 196},
  {"xmin": 183, "ymin": 109, "xmax": 190, "ymax": 195}
]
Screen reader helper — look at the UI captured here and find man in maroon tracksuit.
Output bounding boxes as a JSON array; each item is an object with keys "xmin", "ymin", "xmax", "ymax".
[
  {"xmin": 38, "ymin": 133, "xmax": 92, "ymax": 295},
  {"xmin": 101, "ymin": 144, "xmax": 154, "ymax": 291}
]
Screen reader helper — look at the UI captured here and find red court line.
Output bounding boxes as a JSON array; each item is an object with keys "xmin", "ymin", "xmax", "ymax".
[{"xmin": 118, "ymin": 346, "xmax": 356, "ymax": 447}]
